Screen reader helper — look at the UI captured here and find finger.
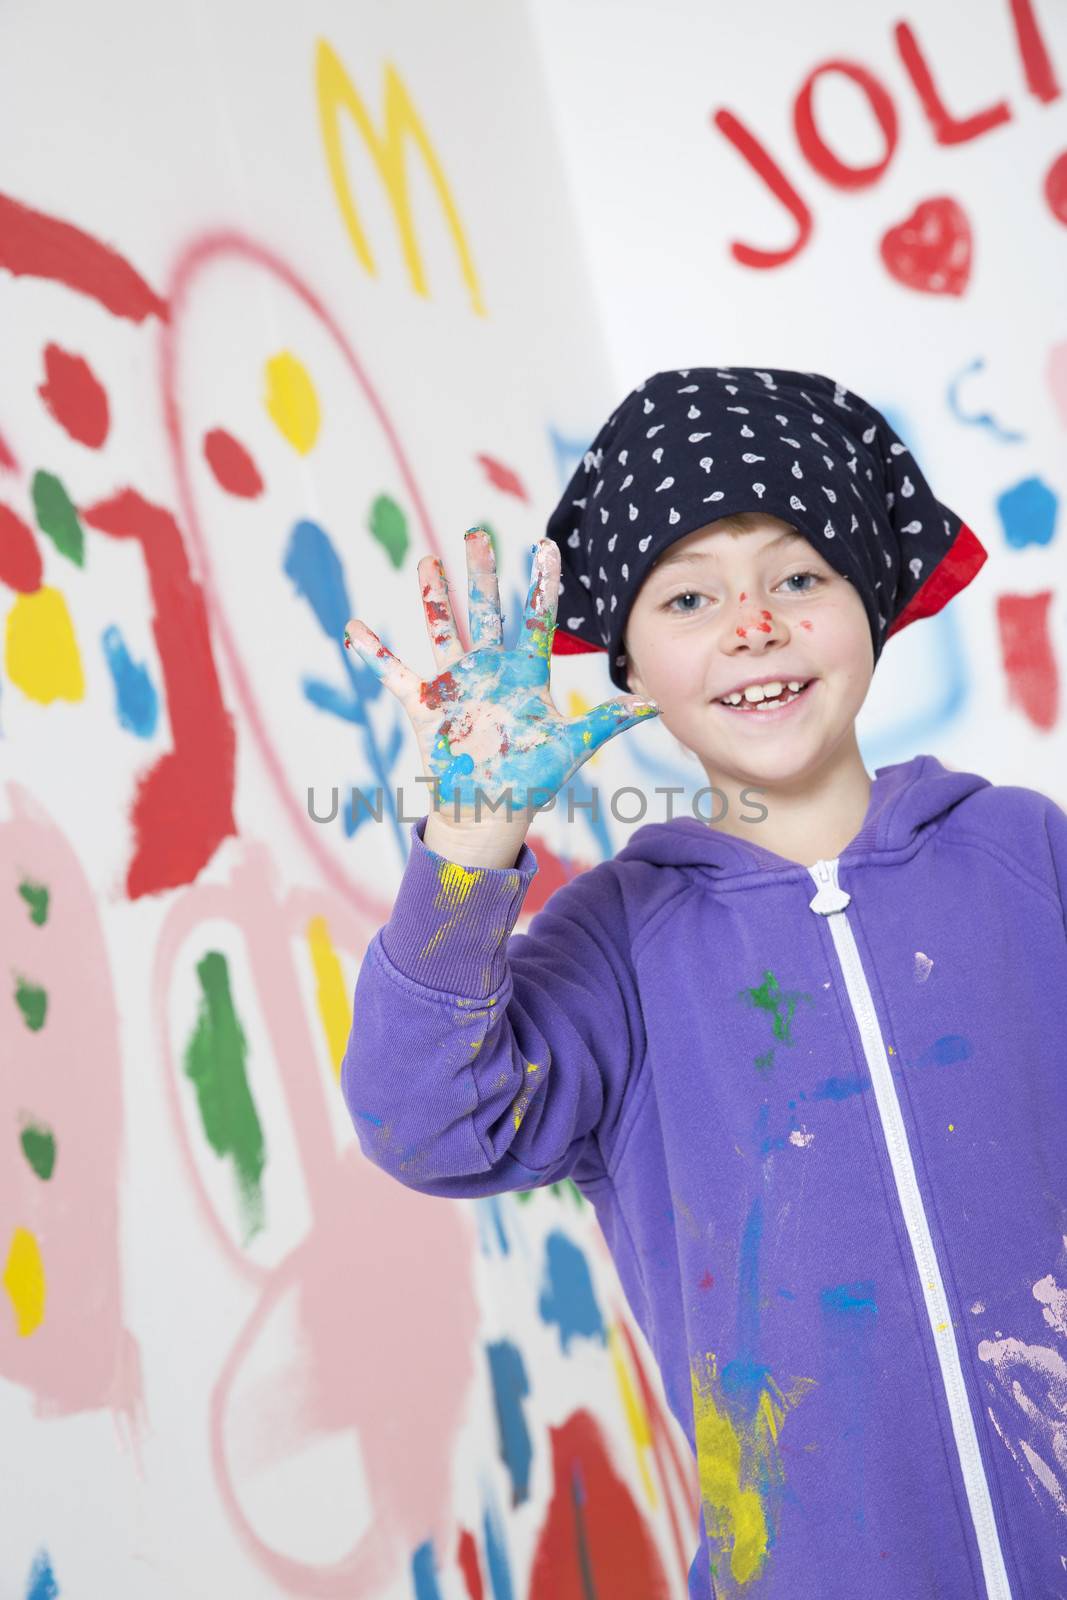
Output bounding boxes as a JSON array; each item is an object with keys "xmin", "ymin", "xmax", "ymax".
[
  {"xmin": 418, "ymin": 554, "xmax": 466, "ymax": 672},
  {"xmin": 563, "ymin": 695, "xmax": 660, "ymax": 763},
  {"xmin": 464, "ymin": 527, "xmax": 503, "ymax": 649},
  {"xmin": 515, "ymin": 539, "xmax": 559, "ymax": 664},
  {"xmin": 344, "ymin": 618, "xmax": 424, "ymax": 706}
]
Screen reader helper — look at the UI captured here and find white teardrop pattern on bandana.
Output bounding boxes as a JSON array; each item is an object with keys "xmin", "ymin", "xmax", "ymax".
[
  {"xmin": 687, "ymin": 405, "xmax": 701, "ymax": 419},
  {"xmin": 678, "ymin": 384, "xmax": 698, "ymax": 393},
  {"xmin": 725, "ymin": 384, "xmax": 738, "ymax": 394},
  {"xmin": 752, "ymin": 483, "xmax": 766, "ymax": 498},
  {"xmin": 703, "ymin": 491, "xmax": 725, "ymax": 502},
  {"xmin": 890, "ymin": 442, "xmax": 907, "ymax": 455},
  {"xmin": 621, "ymin": 473, "xmax": 633, "ymax": 489},
  {"xmin": 568, "ymin": 528, "xmax": 581, "ymax": 547},
  {"xmin": 885, "ymin": 491, "xmax": 895, "ymax": 510},
  {"xmin": 607, "ymin": 532, "xmax": 618, "ymax": 551},
  {"xmin": 579, "ymin": 573, "xmax": 591, "ymax": 588},
  {"xmin": 600, "ymin": 507, "xmax": 609, "ymax": 523},
  {"xmin": 643, "ymin": 397, "xmax": 655, "ymax": 413},
  {"xmin": 647, "ymin": 424, "xmax": 665, "ymax": 438},
  {"xmin": 596, "ymin": 596, "xmax": 605, "ymax": 614},
  {"xmin": 610, "ymin": 593, "xmax": 617, "ymax": 610},
  {"xmin": 822, "ymin": 455, "xmax": 834, "ymax": 471},
  {"xmin": 792, "ymin": 461, "xmax": 803, "ymax": 478},
  {"xmin": 652, "ymin": 447, "xmax": 664, "ymax": 463},
  {"xmin": 790, "ymin": 495, "xmax": 807, "ymax": 511},
  {"xmin": 629, "ymin": 503, "xmax": 639, "ymax": 520},
  {"xmin": 824, "ymin": 520, "xmax": 836, "ymax": 538},
  {"xmin": 780, "ymin": 436, "xmax": 801, "ymax": 447},
  {"xmin": 567, "ymin": 616, "xmax": 583, "ymax": 628},
  {"xmin": 821, "ymin": 485, "xmax": 837, "ymax": 502},
  {"xmin": 689, "ymin": 432, "xmax": 711, "ymax": 442},
  {"xmin": 900, "ymin": 475, "xmax": 915, "ymax": 497},
  {"xmin": 699, "ymin": 457, "xmax": 714, "ymax": 472},
  {"xmin": 669, "ymin": 507, "xmax": 681, "ymax": 523},
  {"xmin": 909, "ymin": 557, "xmax": 923, "ymax": 580},
  {"xmin": 742, "ymin": 453, "xmax": 765, "ymax": 463},
  {"xmin": 618, "ymin": 449, "xmax": 628, "ymax": 465},
  {"xmin": 572, "ymin": 496, "xmax": 587, "ymax": 509},
  {"xmin": 621, "ymin": 563, "xmax": 629, "ymax": 579},
  {"xmin": 740, "ymin": 425, "xmax": 755, "ymax": 438},
  {"xmin": 884, "ymin": 550, "xmax": 893, "ymax": 568},
  {"xmin": 638, "ymin": 535, "xmax": 653, "ymax": 551},
  {"xmin": 654, "ymin": 476, "xmax": 675, "ymax": 492},
  {"xmin": 726, "ymin": 406, "xmax": 750, "ymax": 414},
  {"xmin": 850, "ymin": 514, "xmax": 859, "ymax": 532},
  {"xmin": 902, "ymin": 520, "xmax": 922, "ymax": 534},
  {"xmin": 599, "ymin": 566, "xmax": 608, "ymax": 581},
  {"xmin": 863, "ymin": 425, "xmax": 877, "ymax": 443},
  {"xmin": 775, "ymin": 414, "xmax": 788, "ymax": 425},
  {"xmin": 812, "ymin": 413, "xmax": 823, "ymax": 424}
]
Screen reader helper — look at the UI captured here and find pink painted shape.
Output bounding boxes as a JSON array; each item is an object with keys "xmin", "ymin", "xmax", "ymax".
[
  {"xmin": 0, "ymin": 783, "xmax": 145, "ymax": 1449},
  {"xmin": 159, "ymin": 233, "xmax": 445, "ymax": 916},
  {"xmin": 153, "ymin": 839, "xmax": 480, "ymax": 1590}
]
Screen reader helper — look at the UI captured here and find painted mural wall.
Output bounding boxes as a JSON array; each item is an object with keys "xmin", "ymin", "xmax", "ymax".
[{"xmin": 1, "ymin": 1, "xmax": 1065, "ymax": 1597}]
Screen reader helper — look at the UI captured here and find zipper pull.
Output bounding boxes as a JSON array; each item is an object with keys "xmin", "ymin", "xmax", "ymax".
[{"xmin": 808, "ymin": 857, "xmax": 851, "ymax": 915}]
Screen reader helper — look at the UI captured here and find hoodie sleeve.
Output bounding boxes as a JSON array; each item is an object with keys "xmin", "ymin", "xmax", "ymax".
[
  {"xmin": 340, "ymin": 814, "xmax": 646, "ymax": 1198},
  {"xmin": 1042, "ymin": 793, "xmax": 1067, "ymax": 943}
]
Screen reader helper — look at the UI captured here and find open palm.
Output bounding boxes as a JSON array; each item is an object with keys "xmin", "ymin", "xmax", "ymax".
[{"xmin": 344, "ymin": 528, "xmax": 660, "ymax": 819}]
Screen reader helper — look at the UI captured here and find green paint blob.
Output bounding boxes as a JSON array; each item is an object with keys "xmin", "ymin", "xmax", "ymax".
[
  {"xmin": 15, "ymin": 977, "xmax": 47, "ymax": 1031},
  {"xmin": 21, "ymin": 1123, "xmax": 56, "ymax": 1180},
  {"xmin": 368, "ymin": 494, "xmax": 409, "ymax": 569},
  {"xmin": 32, "ymin": 470, "xmax": 85, "ymax": 567},
  {"xmin": 183, "ymin": 951, "xmax": 266, "ymax": 1243},
  {"xmin": 738, "ymin": 969, "xmax": 813, "ymax": 1053},
  {"xmin": 18, "ymin": 879, "xmax": 50, "ymax": 926}
]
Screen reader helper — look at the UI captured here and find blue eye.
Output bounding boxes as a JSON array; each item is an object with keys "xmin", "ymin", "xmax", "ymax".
[{"xmin": 781, "ymin": 571, "xmax": 822, "ymax": 593}]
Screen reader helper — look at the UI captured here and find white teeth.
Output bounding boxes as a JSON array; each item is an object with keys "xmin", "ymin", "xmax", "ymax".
[{"xmin": 719, "ymin": 679, "xmax": 806, "ymax": 706}]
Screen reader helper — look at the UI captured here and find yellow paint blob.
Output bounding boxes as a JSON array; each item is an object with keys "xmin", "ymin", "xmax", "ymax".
[
  {"xmin": 5, "ymin": 586, "xmax": 85, "ymax": 704},
  {"xmin": 3, "ymin": 1226, "xmax": 45, "ymax": 1336},
  {"xmin": 419, "ymin": 858, "xmax": 486, "ymax": 960},
  {"xmin": 607, "ymin": 1322, "xmax": 658, "ymax": 1509},
  {"xmin": 264, "ymin": 351, "xmax": 321, "ymax": 454},
  {"xmin": 306, "ymin": 915, "xmax": 351, "ymax": 1080}
]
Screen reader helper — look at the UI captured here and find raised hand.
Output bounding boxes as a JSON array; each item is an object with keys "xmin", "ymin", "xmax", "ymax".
[{"xmin": 344, "ymin": 528, "xmax": 660, "ymax": 821}]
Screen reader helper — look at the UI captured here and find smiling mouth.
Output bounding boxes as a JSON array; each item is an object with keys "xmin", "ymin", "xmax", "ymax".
[{"xmin": 714, "ymin": 679, "xmax": 816, "ymax": 715}]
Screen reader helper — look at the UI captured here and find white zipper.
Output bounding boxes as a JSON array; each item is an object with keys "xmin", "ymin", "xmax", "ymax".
[{"xmin": 807, "ymin": 858, "xmax": 1013, "ymax": 1599}]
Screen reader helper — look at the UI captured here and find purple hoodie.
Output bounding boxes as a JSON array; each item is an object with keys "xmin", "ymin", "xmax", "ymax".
[{"xmin": 342, "ymin": 753, "xmax": 1067, "ymax": 1599}]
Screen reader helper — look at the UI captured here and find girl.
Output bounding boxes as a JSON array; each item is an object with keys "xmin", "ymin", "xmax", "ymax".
[{"xmin": 341, "ymin": 367, "xmax": 1067, "ymax": 1599}]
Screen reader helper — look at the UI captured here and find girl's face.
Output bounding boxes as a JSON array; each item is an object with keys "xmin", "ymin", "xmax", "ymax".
[{"xmin": 622, "ymin": 515, "xmax": 874, "ymax": 790}]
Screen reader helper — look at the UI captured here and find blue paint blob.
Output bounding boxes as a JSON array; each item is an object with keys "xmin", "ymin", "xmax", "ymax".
[
  {"xmin": 25, "ymin": 1550, "xmax": 59, "ymax": 1600},
  {"xmin": 914, "ymin": 1034, "xmax": 972, "ymax": 1069},
  {"xmin": 101, "ymin": 624, "xmax": 158, "ymax": 738},
  {"xmin": 486, "ymin": 1339, "xmax": 533, "ymax": 1505},
  {"xmin": 411, "ymin": 1539, "xmax": 443, "ymax": 1599},
  {"xmin": 996, "ymin": 476, "xmax": 1058, "ymax": 549},
  {"xmin": 482, "ymin": 1491, "xmax": 515, "ymax": 1600},
  {"xmin": 820, "ymin": 1281, "xmax": 878, "ymax": 1531},
  {"xmin": 537, "ymin": 1229, "xmax": 606, "ymax": 1354},
  {"xmin": 811, "ymin": 1074, "xmax": 869, "ymax": 1100}
]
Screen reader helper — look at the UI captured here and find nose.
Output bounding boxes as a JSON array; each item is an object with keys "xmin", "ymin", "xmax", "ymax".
[{"xmin": 724, "ymin": 594, "xmax": 788, "ymax": 648}]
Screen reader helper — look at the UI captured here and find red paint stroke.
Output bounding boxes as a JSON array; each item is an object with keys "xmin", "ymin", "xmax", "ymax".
[
  {"xmin": 995, "ymin": 591, "xmax": 1059, "ymax": 730},
  {"xmin": 879, "ymin": 196, "xmax": 972, "ymax": 296},
  {"xmin": 794, "ymin": 60, "xmax": 898, "ymax": 189},
  {"xmin": 203, "ymin": 427, "xmax": 265, "ymax": 498},
  {"xmin": 0, "ymin": 426, "xmax": 17, "ymax": 472},
  {"xmin": 1044, "ymin": 150, "xmax": 1067, "ymax": 225},
  {"xmin": 895, "ymin": 22, "xmax": 1012, "ymax": 145},
  {"xmin": 38, "ymin": 342, "xmax": 110, "ymax": 448},
  {"xmin": 528, "ymin": 1409, "xmax": 671, "ymax": 1600},
  {"xmin": 0, "ymin": 191, "xmax": 167, "ymax": 323},
  {"xmin": 456, "ymin": 1528, "xmax": 484, "ymax": 1600},
  {"xmin": 81, "ymin": 488, "xmax": 237, "ymax": 897},
  {"xmin": 887, "ymin": 520, "xmax": 988, "ymax": 641},
  {"xmin": 0, "ymin": 502, "xmax": 43, "ymax": 592},
  {"xmin": 474, "ymin": 452, "xmax": 529, "ymax": 501},
  {"xmin": 711, "ymin": 108, "xmax": 813, "ymax": 268},
  {"xmin": 551, "ymin": 627, "xmax": 603, "ymax": 659},
  {"xmin": 1009, "ymin": 0, "xmax": 1062, "ymax": 104}
]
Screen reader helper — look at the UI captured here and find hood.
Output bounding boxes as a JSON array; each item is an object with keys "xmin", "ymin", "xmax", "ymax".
[{"xmin": 614, "ymin": 754, "xmax": 991, "ymax": 878}]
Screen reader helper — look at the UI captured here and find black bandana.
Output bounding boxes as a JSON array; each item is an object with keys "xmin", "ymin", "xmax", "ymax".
[{"xmin": 546, "ymin": 366, "xmax": 987, "ymax": 691}]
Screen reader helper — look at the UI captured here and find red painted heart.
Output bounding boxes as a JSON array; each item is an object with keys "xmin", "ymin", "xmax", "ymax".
[{"xmin": 879, "ymin": 196, "xmax": 972, "ymax": 296}]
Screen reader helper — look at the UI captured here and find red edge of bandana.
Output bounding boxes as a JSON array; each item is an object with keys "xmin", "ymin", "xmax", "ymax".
[
  {"xmin": 885, "ymin": 521, "xmax": 988, "ymax": 642},
  {"xmin": 551, "ymin": 521, "xmax": 989, "ymax": 659}
]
